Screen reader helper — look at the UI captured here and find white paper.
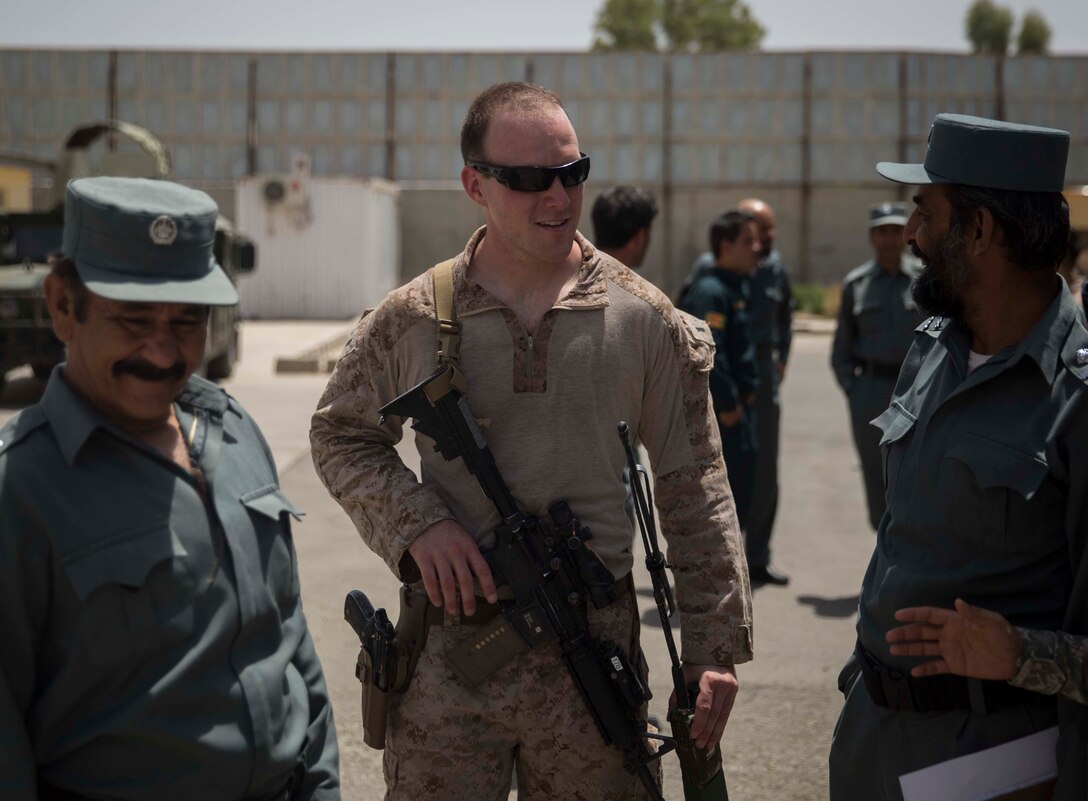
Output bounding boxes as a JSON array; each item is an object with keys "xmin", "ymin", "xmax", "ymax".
[{"xmin": 899, "ymin": 726, "xmax": 1059, "ymax": 801}]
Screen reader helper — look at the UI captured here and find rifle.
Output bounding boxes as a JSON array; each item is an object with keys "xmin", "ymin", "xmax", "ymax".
[
  {"xmin": 380, "ymin": 363, "xmax": 670, "ymax": 801},
  {"xmin": 618, "ymin": 422, "xmax": 730, "ymax": 801}
]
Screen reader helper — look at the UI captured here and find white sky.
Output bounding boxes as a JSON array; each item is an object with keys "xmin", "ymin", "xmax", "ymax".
[{"xmin": 2, "ymin": 0, "xmax": 1087, "ymax": 53}]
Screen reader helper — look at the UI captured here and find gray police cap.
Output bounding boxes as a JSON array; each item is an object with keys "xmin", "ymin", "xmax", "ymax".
[
  {"xmin": 869, "ymin": 202, "xmax": 908, "ymax": 228},
  {"xmin": 63, "ymin": 177, "xmax": 238, "ymax": 305},
  {"xmin": 876, "ymin": 113, "xmax": 1069, "ymax": 193}
]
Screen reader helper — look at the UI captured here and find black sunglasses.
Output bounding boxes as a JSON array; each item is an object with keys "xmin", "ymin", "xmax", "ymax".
[{"xmin": 465, "ymin": 153, "xmax": 591, "ymax": 193}]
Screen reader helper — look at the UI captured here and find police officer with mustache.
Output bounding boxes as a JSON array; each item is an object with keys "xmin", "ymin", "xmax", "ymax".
[{"xmin": 0, "ymin": 177, "xmax": 339, "ymax": 801}]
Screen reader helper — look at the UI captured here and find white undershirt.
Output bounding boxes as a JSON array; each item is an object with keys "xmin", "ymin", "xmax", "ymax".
[{"xmin": 967, "ymin": 350, "xmax": 994, "ymax": 374}]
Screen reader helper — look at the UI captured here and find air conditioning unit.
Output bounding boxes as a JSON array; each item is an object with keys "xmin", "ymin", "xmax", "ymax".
[{"xmin": 258, "ymin": 152, "xmax": 313, "ymax": 229}]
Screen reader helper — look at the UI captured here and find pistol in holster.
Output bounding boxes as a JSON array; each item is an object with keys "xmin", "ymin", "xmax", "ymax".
[{"xmin": 344, "ymin": 585, "xmax": 431, "ymax": 749}]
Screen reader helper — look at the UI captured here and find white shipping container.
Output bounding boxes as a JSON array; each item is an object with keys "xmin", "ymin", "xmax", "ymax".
[{"xmin": 235, "ymin": 176, "xmax": 400, "ymax": 319}]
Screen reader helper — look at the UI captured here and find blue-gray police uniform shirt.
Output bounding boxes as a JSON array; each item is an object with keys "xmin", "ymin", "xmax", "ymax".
[
  {"xmin": 0, "ymin": 372, "xmax": 339, "ymax": 800},
  {"xmin": 830, "ymin": 255, "xmax": 922, "ymax": 394},
  {"xmin": 678, "ymin": 268, "xmax": 759, "ymax": 413},
  {"xmin": 857, "ymin": 286, "xmax": 1088, "ymax": 790},
  {"xmin": 684, "ymin": 250, "xmax": 793, "ymax": 363}
]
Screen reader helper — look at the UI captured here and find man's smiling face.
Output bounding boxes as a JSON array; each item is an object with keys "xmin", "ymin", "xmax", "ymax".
[{"xmin": 462, "ymin": 104, "xmax": 584, "ymax": 269}]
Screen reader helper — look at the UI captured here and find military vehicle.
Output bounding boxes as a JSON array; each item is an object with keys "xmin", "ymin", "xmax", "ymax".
[{"xmin": 0, "ymin": 121, "xmax": 255, "ymax": 397}]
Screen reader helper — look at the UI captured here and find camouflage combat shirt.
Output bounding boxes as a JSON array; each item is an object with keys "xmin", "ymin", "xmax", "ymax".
[
  {"xmin": 1012, "ymin": 628, "xmax": 1088, "ymax": 706},
  {"xmin": 311, "ymin": 228, "xmax": 753, "ymax": 667}
]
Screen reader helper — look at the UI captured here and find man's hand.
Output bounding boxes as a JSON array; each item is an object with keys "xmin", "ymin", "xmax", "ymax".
[
  {"xmin": 718, "ymin": 407, "xmax": 743, "ymax": 428},
  {"xmin": 675, "ymin": 663, "xmax": 738, "ymax": 750},
  {"xmin": 886, "ymin": 598, "xmax": 1021, "ymax": 680},
  {"xmin": 777, "ymin": 362, "xmax": 787, "ymax": 383},
  {"xmin": 407, "ymin": 520, "xmax": 498, "ymax": 616}
]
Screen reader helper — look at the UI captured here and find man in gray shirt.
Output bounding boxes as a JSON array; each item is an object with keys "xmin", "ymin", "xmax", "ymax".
[
  {"xmin": 0, "ymin": 177, "xmax": 339, "ymax": 801},
  {"xmin": 830, "ymin": 203, "xmax": 921, "ymax": 531}
]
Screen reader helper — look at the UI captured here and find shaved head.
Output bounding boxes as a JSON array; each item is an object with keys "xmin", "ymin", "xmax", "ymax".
[{"xmin": 738, "ymin": 198, "xmax": 777, "ymax": 254}]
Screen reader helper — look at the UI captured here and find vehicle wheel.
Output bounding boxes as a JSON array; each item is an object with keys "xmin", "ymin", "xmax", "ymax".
[{"xmin": 205, "ymin": 330, "xmax": 238, "ymax": 381}]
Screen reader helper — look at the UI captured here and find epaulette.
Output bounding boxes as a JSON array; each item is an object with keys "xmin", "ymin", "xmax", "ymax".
[
  {"xmin": 0, "ymin": 406, "xmax": 48, "ymax": 458},
  {"xmin": 842, "ymin": 262, "xmax": 875, "ymax": 285},
  {"xmin": 916, "ymin": 316, "xmax": 947, "ymax": 336}
]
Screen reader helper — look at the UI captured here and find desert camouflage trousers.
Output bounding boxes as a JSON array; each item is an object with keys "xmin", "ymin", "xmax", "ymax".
[{"xmin": 382, "ymin": 589, "xmax": 662, "ymax": 800}]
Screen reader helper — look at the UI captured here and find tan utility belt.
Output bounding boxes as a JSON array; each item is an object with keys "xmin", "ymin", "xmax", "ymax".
[{"xmin": 443, "ymin": 574, "xmax": 633, "ymax": 688}]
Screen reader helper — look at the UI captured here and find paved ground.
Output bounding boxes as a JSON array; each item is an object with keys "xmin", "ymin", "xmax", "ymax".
[{"xmin": 1, "ymin": 321, "xmax": 877, "ymax": 801}]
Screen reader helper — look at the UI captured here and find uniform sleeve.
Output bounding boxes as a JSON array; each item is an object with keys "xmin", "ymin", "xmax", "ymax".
[
  {"xmin": 830, "ymin": 281, "xmax": 857, "ymax": 394},
  {"xmin": 681, "ymin": 282, "xmax": 740, "ymax": 413},
  {"xmin": 290, "ymin": 621, "xmax": 340, "ymax": 799},
  {"xmin": 309, "ymin": 311, "xmax": 453, "ymax": 580},
  {"xmin": 1009, "ymin": 628, "xmax": 1088, "ymax": 706},
  {"xmin": 0, "ymin": 481, "xmax": 48, "ymax": 801},
  {"xmin": 638, "ymin": 312, "xmax": 753, "ymax": 667},
  {"xmin": 777, "ymin": 264, "xmax": 794, "ymax": 365}
]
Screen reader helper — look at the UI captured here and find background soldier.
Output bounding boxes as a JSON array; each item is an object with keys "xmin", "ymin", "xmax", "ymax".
[
  {"xmin": 828, "ymin": 114, "xmax": 1088, "ymax": 800},
  {"xmin": 0, "ymin": 177, "xmax": 339, "ymax": 800},
  {"xmin": 311, "ymin": 82, "xmax": 751, "ymax": 800},
  {"xmin": 677, "ymin": 210, "xmax": 761, "ymax": 533},
  {"xmin": 679, "ymin": 199, "xmax": 793, "ymax": 585},
  {"xmin": 591, "ymin": 184, "xmax": 658, "ymax": 270},
  {"xmin": 829, "ymin": 203, "xmax": 921, "ymax": 531}
]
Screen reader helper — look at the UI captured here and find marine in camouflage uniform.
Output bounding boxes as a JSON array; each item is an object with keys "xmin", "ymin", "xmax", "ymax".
[
  {"xmin": 830, "ymin": 203, "xmax": 922, "ymax": 531},
  {"xmin": 311, "ymin": 83, "xmax": 751, "ymax": 800},
  {"xmin": 829, "ymin": 114, "xmax": 1088, "ymax": 801}
]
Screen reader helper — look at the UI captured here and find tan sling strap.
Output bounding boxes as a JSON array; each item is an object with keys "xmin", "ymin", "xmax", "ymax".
[
  {"xmin": 433, "ymin": 258, "xmax": 460, "ymax": 367},
  {"xmin": 431, "ymin": 258, "xmax": 468, "ymax": 396}
]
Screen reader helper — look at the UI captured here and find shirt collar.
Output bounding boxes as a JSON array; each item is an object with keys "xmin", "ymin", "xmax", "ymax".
[
  {"xmin": 451, "ymin": 226, "xmax": 608, "ymax": 315},
  {"xmin": 944, "ymin": 280, "xmax": 1080, "ymax": 383},
  {"xmin": 39, "ymin": 369, "xmax": 231, "ymax": 465}
]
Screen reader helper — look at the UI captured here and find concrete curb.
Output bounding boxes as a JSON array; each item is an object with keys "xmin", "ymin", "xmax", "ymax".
[{"xmin": 275, "ymin": 326, "xmax": 354, "ymax": 374}]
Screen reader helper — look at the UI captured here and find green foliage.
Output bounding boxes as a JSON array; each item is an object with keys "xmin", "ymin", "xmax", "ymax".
[
  {"xmin": 593, "ymin": 0, "xmax": 764, "ymax": 52},
  {"xmin": 792, "ymin": 283, "xmax": 831, "ymax": 317},
  {"xmin": 593, "ymin": 0, "xmax": 659, "ymax": 50},
  {"xmin": 965, "ymin": 0, "xmax": 1014, "ymax": 54},
  {"xmin": 1017, "ymin": 10, "xmax": 1051, "ymax": 54}
]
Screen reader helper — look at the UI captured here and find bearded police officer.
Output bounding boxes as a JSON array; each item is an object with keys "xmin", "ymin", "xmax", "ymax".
[
  {"xmin": 828, "ymin": 115, "xmax": 1088, "ymax": 800},
  {"xmin": 0, "ymin": 178, "xmax": 339, "ymax": 801},
  {"xmin": 830, "ymin": 203, "xmax": 922, "ymax": 531},
  {"xmin": 311, "ymin": 82, "xmax": 751, "ymax": 800}
]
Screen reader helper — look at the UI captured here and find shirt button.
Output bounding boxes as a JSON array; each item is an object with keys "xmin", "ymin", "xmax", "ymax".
[{"xmin": 1077, "ymin": 348, "xmax": 1088, "ymax": 365}]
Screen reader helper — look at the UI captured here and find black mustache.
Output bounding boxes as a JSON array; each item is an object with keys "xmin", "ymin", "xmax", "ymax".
[
  {"xmin": 911, "ymin": 244, "xmax": 927, "ymax": 262},
  {"xmin": 113, "ymin": 359, "xmax": 187, "ymax": 382}
]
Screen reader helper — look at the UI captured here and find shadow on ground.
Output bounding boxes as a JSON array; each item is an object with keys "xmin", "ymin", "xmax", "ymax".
[{"xmin": 796, "ymin": 594, "xmax": 860, "ymax": 619}]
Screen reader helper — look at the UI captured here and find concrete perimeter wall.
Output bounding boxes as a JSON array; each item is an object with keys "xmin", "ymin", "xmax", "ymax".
[{"xmin": 3, "ymin": 49, "xmax": 1087, "ymax": 298}]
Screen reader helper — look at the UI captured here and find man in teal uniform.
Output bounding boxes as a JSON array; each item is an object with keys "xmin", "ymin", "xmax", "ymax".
[
  {"xmin": 678, "ymin": 210, "xmax": 761, "ymax": 530},
  {"xmin": 829, "ymin": 114, "xmax": 1088, "ymax": 800},
  {"xmin": 0, "ymin": 177, "xmax": 339, "ymax": 800},
  {"xmin": 830, "ymin": 203, "xmax": 921, "ymax": 531},
  {"xmin": 678, "ymin": 200, "xmax": 793, "ymax": 584}
]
